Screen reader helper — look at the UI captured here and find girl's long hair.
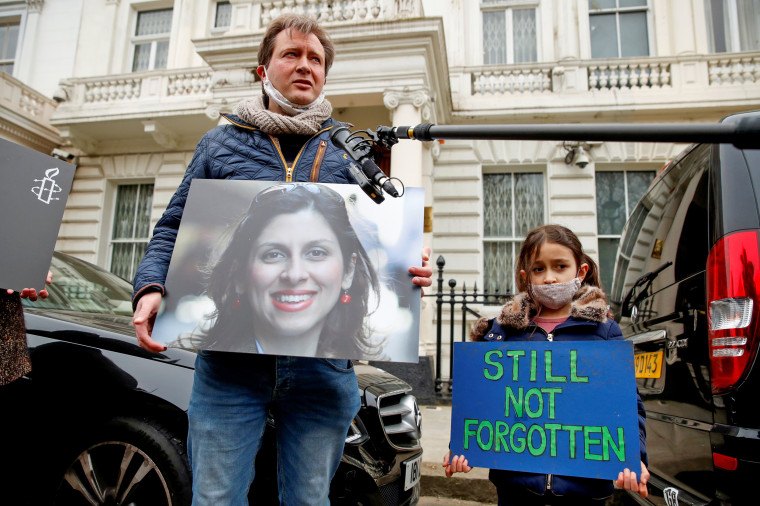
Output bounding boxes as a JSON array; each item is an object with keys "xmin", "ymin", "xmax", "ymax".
[
  {"xmin": 516, "ymin": 224, "xmax": 602, "ymax": 303},
  {"xmin": 202, "ymin": 184, "xmax": 380, "ymax": 358}
]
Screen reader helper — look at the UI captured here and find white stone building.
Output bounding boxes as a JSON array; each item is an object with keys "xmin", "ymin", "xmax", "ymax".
[{"xmin": 3, "ymin": 0, "xmax": 759, "ymax": 378}]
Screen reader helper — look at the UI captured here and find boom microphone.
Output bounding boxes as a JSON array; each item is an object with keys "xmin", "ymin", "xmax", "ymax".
[{"xmin": 330, "ymin": 126, "xmax": 400, "ymax": 199}]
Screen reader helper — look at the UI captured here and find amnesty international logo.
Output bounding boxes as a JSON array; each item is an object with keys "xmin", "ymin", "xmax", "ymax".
[{"xmin": 31, "ymin": 168, "xmax": 62, "ymax": 204}]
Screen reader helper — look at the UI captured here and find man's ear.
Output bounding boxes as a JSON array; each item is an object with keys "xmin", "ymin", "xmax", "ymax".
[
  {"xmin": 342, "ymin": 253, "xmax": 357, "ymax": 290},
  {"xmin": 256, "ymin": 65, "xmax": 266, "ymax": 81}
]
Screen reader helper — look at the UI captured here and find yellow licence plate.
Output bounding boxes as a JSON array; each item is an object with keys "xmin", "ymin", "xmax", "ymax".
[{"xmin": 634, "ymin": 350, "xmax": 664, "ymax": 379}]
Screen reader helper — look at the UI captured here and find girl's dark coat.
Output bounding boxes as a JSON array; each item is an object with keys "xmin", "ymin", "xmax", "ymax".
[{"xmin": 470, "ymin": 286, "xmax": 648, "ymax": 499}]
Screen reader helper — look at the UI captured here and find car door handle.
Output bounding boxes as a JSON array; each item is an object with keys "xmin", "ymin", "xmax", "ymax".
[{"xmin": 629, "ymin": 329, "xmax": 667, "ymax": 344}]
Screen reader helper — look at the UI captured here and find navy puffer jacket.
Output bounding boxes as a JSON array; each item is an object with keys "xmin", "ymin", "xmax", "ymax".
[{"xmin": 132, "ymin": 114, "xmax": 354, "ymax": 305}]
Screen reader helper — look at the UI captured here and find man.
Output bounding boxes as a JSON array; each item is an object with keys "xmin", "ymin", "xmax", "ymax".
[{"xmin": 132, "ymin": 14, "xmax": 432, "ymax": 505}]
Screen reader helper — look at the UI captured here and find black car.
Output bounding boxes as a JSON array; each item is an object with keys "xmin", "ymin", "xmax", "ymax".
[
  {"xmin": 0, "ymin": 252, "xmax": 422, "ymax": 505},
  {"xmin": 610, "ymin": 110, "xmax": 760, "ymax": 505}
]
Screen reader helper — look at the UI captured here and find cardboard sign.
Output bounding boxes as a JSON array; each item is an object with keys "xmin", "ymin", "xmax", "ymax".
[
  {"xmin": 0, "ymin": 138, "xmax": 75, "ymax": 292},
  {"xmin": 450, "ymin": 340, "xmax": 640, "ymax": 480},
  {"xmin": 152, "ymin": 180, "xmax": 424, "ymax": 363}
]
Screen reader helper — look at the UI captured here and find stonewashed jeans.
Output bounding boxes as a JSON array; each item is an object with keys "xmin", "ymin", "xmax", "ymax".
[{"xmin": 187, "ymin": 351, "xmax": 360, "ymax": 506}]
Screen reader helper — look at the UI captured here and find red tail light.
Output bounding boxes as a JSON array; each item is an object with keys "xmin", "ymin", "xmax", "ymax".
[{"xmin": 707, "ymin": 231, "xmax": 760, "ymax": 393}]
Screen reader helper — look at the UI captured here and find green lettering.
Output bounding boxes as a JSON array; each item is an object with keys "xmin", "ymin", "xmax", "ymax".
[
  {"xmin": 495, "ymin": 421, "xmax": 510, "ymax": 453},
  {"xmin": 603, "ymin": 426, "xmax": 625, "ymax": 462},
  {"xmin": 541, "ymin": 387, "xmax": 562, "ymax": 419},
  {"xmin": 584, "ymin": 426, "xmax": 603, "ymax": 461},
  {"xmin": 510, "ymin": 423, "xmax": 527, "ymax": 453},
  {"xmin": 530, "ymin": 350, "xmax": 537, "ymax": 381},
  {"xmin": 464, "ymin": 419, "xmax": 478, "ymax": 450},
  {"xmin": 505, "ymin": 386, "xmax": 524, "ymax": 418},
  {"xmin": 563, "ymin": 424, "xmax": 582, "ymax": 459},
  {"xmin": 484, "ymin": 350, "xmax": 504, "ymax": 380},
  {"xmin": 545, "ymin": 350, "xmax": 567, "ymax": 382},
  {"xmin": 525, "ymin": 388, "xmax": 544, "ymax": 418},
  {"xmin": 545, "ymin": 423, "xmax": 562, "ymax": 457},
  {"xmin": 527, "ymin": 425, "xmax": 547, "ymax": 456},
  {"xmin": 506, "ymin": 350, "xmax": 525, "ymax": 381},
  {"xmin": 570, "ymin": 350, "xmax": 589, "ymax": 383},
  {"xmin": 477, "ymin": 421, "xmax": 494, "ymax": 451}
]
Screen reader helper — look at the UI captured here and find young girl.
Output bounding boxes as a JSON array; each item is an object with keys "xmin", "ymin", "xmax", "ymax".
[{"xmin": 443, "ymin": 224, "xmax": 649, "ymax": 505}]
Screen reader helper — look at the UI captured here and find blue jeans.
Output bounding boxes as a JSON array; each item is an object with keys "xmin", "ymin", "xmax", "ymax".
[{"xmin": 187, "ymin": 351, "xmax": 360, "ymax": 506}]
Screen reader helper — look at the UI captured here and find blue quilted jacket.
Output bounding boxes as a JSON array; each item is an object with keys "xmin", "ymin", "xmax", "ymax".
[{"xmin": 132, "ymin": 114, "xmax": 354, "ymax": 305}]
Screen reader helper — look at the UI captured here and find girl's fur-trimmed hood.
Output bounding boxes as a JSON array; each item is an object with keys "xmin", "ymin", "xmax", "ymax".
[{"xmin": 471, "ymin": 285, "xmax": 609, "ymax": 341}]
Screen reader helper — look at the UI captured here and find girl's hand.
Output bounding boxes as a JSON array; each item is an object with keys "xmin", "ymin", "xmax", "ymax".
[
  {"xmin": 442, "ymin": 450, "xmax": 472, "ymax": 477},
  {"xmin": 616, "ymin": 461, "xmax": 649, "ymax": 499}
]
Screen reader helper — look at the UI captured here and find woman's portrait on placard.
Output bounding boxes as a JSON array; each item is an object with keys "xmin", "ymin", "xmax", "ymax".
[{"xmin": 151, "ymin": 180, "xmax": 423, "ymax": 363}]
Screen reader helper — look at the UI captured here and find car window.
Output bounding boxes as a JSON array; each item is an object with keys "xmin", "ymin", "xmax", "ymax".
[
  {"xmin": 611, "ymin": 144, "xmax": 710, "ymax": 308},
  {"xmin": 22, "ymin": 253, "xmax": 134, "ymax": 316}
]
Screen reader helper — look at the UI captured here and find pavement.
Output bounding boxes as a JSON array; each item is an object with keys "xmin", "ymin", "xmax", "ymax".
[
  {"xmin": 418, "ymin": 404, "xmax": 498, "ymax": 505},
  {"xmin": 416, "ymin": 405, "xmax": 635, "ymax": 506}
]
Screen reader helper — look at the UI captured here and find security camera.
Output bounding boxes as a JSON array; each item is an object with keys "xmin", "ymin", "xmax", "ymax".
[
  {"xmin": 574, "ymin": 146, "xmax": 590, "ymax": 169},
  {"xmin": 52, "ymin": 87, "xmax": 69, "ymax": 103},
  {"xmin": 51, "ymin": 148, "xmax": 75, "ymax": 162}
]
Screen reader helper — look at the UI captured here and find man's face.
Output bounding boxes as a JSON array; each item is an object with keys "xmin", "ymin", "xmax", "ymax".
[{"xmin": 257, "ymin": 29, "xmax": 327, "ymax": 113}]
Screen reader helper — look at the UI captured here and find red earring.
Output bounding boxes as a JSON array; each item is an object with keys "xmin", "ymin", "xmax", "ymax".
[{"xmin": 341, "ymin": 290, "xmax": 351, "ymax": 305}]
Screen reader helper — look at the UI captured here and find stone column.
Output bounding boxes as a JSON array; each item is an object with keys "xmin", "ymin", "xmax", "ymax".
[
  {"xmin": 382, "ymin": 89, "xmax": 434, "ymax": 188},
  {"xmin": 383, "ymin": 88, "xmax": 435, "ymax": 360}
]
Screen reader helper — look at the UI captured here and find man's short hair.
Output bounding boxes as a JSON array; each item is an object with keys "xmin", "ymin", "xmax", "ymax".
[{"xmin": 258, "ymin": 14, "xmax": 335, "ymax": 74}]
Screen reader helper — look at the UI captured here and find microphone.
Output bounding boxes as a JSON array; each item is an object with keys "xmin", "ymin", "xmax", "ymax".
[{"xmin": 330, "ymin": 126, "xmax": 400, "ymax": 199}]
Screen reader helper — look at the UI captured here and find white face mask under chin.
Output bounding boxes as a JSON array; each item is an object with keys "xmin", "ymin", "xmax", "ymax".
[
  {"xmin": 531, "ymin": 277, "xmax": 582, "ymax": 310},
  {"xmin": 262, "ymin": 66, "xmax": 326, "ymax": 116}
]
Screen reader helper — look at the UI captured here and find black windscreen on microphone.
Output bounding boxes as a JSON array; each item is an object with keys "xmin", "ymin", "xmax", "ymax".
[{"xmin": 330, "ymin": 127, "xmax": 399, "ymax": 198}]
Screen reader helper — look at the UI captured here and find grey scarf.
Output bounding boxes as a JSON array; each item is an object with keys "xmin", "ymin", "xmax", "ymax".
[{"xmin": 235, "ymin": 95, "xmax": 333, "ymax": 135}]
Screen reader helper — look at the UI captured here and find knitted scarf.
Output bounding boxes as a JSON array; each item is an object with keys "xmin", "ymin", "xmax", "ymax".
[{"xmin": 234, "ymin": 95, "xmax": 333, "ymax": 135}]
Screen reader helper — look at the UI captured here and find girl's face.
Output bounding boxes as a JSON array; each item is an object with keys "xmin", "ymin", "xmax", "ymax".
[
  {"xmin": 521, "ymin": 241, "xmax": 588, "ymax": 287},
  {"xmin": 243, "ymin": 209, "xmax": 356, "ymax": 344}
]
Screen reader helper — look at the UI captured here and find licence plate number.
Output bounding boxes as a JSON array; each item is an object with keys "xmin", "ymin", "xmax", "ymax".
[
  {"xmin": 403, "ymin": 454, "xmax": 422, "ymax": 491},
  {"xmin": 635, "ymin": 350, "xmax": 664, "ymax": 378}
]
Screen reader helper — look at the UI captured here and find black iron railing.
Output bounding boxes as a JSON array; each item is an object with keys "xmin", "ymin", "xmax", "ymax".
[{"xmin": 424, "ymin": 255, "xmax": 511, "ymax": 398}]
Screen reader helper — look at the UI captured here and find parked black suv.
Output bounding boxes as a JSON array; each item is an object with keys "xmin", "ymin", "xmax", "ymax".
[
  {"xmin": 610, "ymin": 110, "xmax": 759, "ymax": 505},
  {"xmin": 0, "ymin": 252, "xmax": 422, "ymax": 505}
]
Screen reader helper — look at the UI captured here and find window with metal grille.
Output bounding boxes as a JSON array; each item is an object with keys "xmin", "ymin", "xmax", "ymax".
[
  {"xmin": 214, "ymin": 1, "xmax": 231, "ymax": 29},
  {"xmin": 109, "ymin": 183, "xmax": 153, "ymax": 281},
  {"xmin": 482, "ymin": 1, "xmax": 538, "ymax": 64},
  {"xmin": 595, "ymin": 170, "xmax": 655, "ymax": 292},
  {"xmin": 589, "ymin": 0, "xmax": 650, "ymax": 58},
  {"xmin": 132, "ymin": 8, "xmax": 173, "ymax": 72},
  {"xmin": 483, "ymin": 172, "xmax": 544, "ymax": 296}
]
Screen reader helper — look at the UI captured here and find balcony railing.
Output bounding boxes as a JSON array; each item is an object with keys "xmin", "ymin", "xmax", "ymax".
[
  {"xmin": 467, "ymin": 51, "xmax": 760, "ymax": 96},
  {"xmin": 257, "ymin": 0, "xmax": 422, "ymax": 27},
  {"xmin": 57, "ymin": 69, "xmax": 213, "ymax": 108},
  {"xmin": 1, "ymin": 72, "xmax": 59, "ymax": 124}
]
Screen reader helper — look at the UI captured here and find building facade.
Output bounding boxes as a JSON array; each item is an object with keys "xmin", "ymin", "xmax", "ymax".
[{"xmin": 3, "ymin": 0, "xmax": 760, "ymax": 375}]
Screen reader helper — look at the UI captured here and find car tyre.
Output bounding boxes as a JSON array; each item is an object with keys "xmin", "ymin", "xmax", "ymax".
[{"xmin": 53, "ymin": 416, "xmax": 192, "ymax": 506}]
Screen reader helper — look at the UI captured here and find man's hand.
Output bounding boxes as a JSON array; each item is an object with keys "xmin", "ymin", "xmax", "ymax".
[
  {"xmin": 616, "ymin": 461, "xmax": 649, "ymax": 499},
  {"xmin": 442, "ymin": 450, "xmax": 472, "ymax": 477},
  {"xmin": 409, "ymin": 246, "xmax": 433, "ymax": 295},
  {"xmin": 133, "ymin": 292, "xmax": 167, "ymax": 353},
  {"xmin": 12, "ymin": 270, "xmax": 53, "ymax": 301}
]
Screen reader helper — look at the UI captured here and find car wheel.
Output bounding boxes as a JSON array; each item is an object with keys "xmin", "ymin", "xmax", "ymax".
[{"xmin": 53, "ymin": 416, "xmax": 192, "ymax": 506}]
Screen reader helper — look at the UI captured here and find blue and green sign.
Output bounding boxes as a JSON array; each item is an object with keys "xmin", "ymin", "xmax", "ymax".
[{"xmin": 450, "ymin": 341, "xmax": 639, "ymax": 479}]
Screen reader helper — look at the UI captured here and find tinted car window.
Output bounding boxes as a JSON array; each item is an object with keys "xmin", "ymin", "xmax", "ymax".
[{"xmin": 21, "ymin": 253, "xmax": 134, "ymax": 316}]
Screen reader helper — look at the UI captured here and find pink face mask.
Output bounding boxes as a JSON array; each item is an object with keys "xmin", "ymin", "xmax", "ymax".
[{"xmin": 531, "ymin": 277, "xmax": 581, "ymax": 310}]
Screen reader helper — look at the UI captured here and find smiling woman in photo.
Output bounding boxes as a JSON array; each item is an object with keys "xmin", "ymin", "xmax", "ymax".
[{"xmin": 197, "ymin": 183, "xmax": 380, "ymax": 358}]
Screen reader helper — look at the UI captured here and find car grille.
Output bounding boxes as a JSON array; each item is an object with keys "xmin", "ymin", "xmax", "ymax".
[
  {"xmin": 377, "ymin": 391, "xmax": 421, "ymax": 450},
  {"xmin": 379, "ymin": 479, "xmax": 418, "ymax": 506}
]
